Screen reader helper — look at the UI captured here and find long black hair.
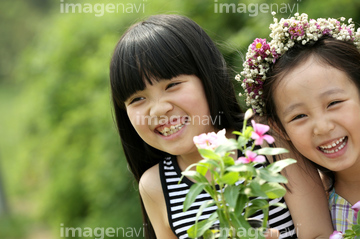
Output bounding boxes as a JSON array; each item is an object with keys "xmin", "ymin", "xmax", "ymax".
[
  {"xmin": 262, "ymin": 37, "xmax": 360, "ymax": 192},
  {"xmin": 110, "ymin": 14, "xmax": 243, "ymax": 238}
]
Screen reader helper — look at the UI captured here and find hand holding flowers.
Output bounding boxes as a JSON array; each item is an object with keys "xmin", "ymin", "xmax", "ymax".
[{"xmin": 181, "ymin": 109, "xmax": 296, "ymax": 239}]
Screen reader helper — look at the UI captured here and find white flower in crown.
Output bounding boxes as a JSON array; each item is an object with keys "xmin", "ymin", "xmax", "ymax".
[{"xmin": 237, "ymin": 12, "xmax": 360, "ymax": 115}]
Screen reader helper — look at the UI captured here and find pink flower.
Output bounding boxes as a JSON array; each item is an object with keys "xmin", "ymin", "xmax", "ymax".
[
  {"xmin": 193, "ymin": 129, "xmax": 227, "ymax": 150},
  {"xmin": 236, "ymin": 151, "xmax": 266, "ymax": 164},
  {"xmin": 250, "ymin": 38, "xmax": 271, "ymax": 57},
  {"xmin": 351, "ymin": 200, "xmax": 360, "ymax": 219},
  {"xmin": 251, "ymin": 120, "xmax": 275, "ymax": 145},
  {"xmin": 329, "ymin": 231, "xmax": 343, "ymax": 239}
]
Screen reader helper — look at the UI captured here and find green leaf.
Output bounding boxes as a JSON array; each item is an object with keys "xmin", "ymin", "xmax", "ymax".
[
  {"xmin": 217, "ymin": 209, "xmax": 230, "ymax": 231},
  {"xmin": 187, "ymin": 212, "xmax": 218, "ymax": 238},
  {"xmin": 344, "ymin": 229, "xmax": 355, "ymax": 238},
  {"xmin": 357, "ymin": 210, "xmax": 360, "ymax": 225},
  {"xmin": 234, "ymin": 194, "xmax": 247, "ymax": 217},
  {"xmin": 257, "ymin": 168, "xmax": 288, "ymax": 183},
  {"xmin": 195, "ymin": 200, "xmax": 216, "ymax": 223},
  {"xmin": 227, "ymin": 164, "xmax": 256, "ymax": 174},
  {"xmin": 203, "ymin": 230, "xmax": 215, "ymax": 239},
  {"xmin": 260, "ymin": 183, "xmax": 287, "ymax": 199},
  {"xmin": 183, "ymin": 183, "xmax": 206, "ymax": 211},
  {"xmin": 218, "ymin": 172, "xmax": 239, "ymax": 185},
  {"xmin": 198, "ymin": 148, "xmax": 221, "ymax": 160},
  {"xmin": 254, "ymin": 147, "xmax": 289, "ymax": 155},
  {"xmin": 181, "ymin": 170, "xmax": 209, "ymax": 184},
  {"xmin": 269, "ymin": 202, "xmax": 287, "ymax": 208},
  {"xmin": 244, "ymin": 181, "xmax": 268, "ymax": 198},
  {"xmin": 215, "ymin": 138, "xmax": 238, "ymax": 154},
  {"xmin": 224, "ymin": 185, "xmax": 240, "ymax": 209},
  {"xmin": 222, "ymin": 155, "xmax": 235, "ymax": 167},
  {"xmin": 245, "ymin": 199, "xmax": 269, "ymax": 218},
  {"xmin": 237, "ymin": 136, "xmax": 248, "ymax": 148},
  {"xmin": 232, "ymin": 130, "xmax": 242, "ymax": 136},
  {"xmin": 229, "ymin": 211, "xmax": 242, "ymax": 230},
  {"xmin": 196, "ymin": 164, "xmax": 208, "ymax": 176},
  {"xmin": 352, "ymin": 224, "xmax": 360, "ymax": 235},
  {"xmin": 234, "ymin": 214, "xmax": 252, "ymax": 238},
  {"xmin": 266, "ymin": 158, "xmax": 297, "ymax": 173},
  {"xmin": 243, "ymin": 126, "xmax": 253, "ymax": 138},
  {"xmin": 199, "ymin": 158, "xmax": 221, "ymax": 170}
]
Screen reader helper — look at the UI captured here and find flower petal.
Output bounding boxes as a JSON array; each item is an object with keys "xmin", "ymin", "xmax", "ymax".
[
  {"xmin": 236, "ymin": 156, "xmax": 250, "ymax": 164},
  {"xmin": 251, "ymin": 132, "xmax": 264, "ymax": 145},
  {"xmin": 263, "ymin": 135, "xmax": 275, "ymax": 144},
  {"xmin": 254, "ymin": 123, "xmax": 270, "ymax": 135},
  {"xmin": 351, "ymin": 200, "xmax": 360, "ymax": 219},
  {"xmin": 351, "ymin": 201, "xmax": 360, "ymax": 212},
  {"xmin": 254, "ymin": 155, "xmax": 266, "ymax": 163},
  {"xmin": 245, "ymin": 150, "xmax": 257, "ymax": 159},
  {"xmin": 329, "ymin": 231, "xmax": 343, "ymax": 239}
]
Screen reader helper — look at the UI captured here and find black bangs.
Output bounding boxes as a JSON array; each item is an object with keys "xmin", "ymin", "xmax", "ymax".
[{"xmin": 110, "ymin": 21, "xmax": 199, "ymax": 108}]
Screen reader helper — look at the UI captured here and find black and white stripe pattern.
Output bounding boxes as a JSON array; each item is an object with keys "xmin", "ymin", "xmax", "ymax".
[{"xmin": 159, "ymin": 156, "xmax": 297, "ymax": 239}]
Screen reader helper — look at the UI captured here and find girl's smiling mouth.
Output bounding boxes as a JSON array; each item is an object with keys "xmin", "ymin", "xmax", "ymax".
[
  {"xmin": 155, "ymin": 117, "xmax": 188, "ymax": 137},
  {"xmin": 317, "ymin": 136, "xmax": 348, "ymax": 154},
  {"xmin": 157, "ymin": 123, "xmax": 186, "ymax": 136}
]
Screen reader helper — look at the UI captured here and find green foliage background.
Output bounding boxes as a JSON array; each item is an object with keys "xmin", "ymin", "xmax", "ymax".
[{"xmin": 0, "ymin": 0, "xmax": 359, "ymax": 238}]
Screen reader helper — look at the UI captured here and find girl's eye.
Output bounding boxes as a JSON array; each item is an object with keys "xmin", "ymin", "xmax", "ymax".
[
  {"xmin": 127, "ymin": 96, "xmax": 145, "ymax": 105},
  {"xmin": 166, "ymin": 82, "xmax": 181, "ymax": 90},
  {"xmin": 291, "ymin": 114, "xmax": 307, "ymax": 122},
  {"xmin": 327, "ymin": 101, "xmax": 342, "ymax": 108}
]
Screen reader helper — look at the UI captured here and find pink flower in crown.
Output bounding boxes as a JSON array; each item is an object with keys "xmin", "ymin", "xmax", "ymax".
[
  {"xmin": 351, "ymin": 200, "xmax": 360, "ymax": 219},
  {"xmin": 329, "ymin": 231, "xmax": 343, "ymax": 239},
  {"xmin": 251, "ymin": 120, "xmax": 275, "ymax": 145},
  {"xmin": 251, "ymin": 38, "xmax": 271, "ymax": 57},
  {"xmin": 193, "ymin": 129, "xmax": 227, "ymax": 150},
  {"xmin": 236, "ymin": 150, "xmax": 266, "ymax": 164}
]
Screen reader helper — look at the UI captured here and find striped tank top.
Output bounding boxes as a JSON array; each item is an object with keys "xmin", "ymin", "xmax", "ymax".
[{"xmin": 159, "ymin": 156, "xmax": 297, "ymax": 239}]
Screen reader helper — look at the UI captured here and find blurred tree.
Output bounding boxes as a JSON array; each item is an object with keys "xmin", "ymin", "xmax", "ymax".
[{"xmin": 1, "ymin": 0, "xmax": 359, "ymax": 238}]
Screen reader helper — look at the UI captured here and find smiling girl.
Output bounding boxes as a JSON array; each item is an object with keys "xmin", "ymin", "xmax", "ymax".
[
  {"xmin": 240, "ymin": 13, "xmax": 360, "ymax": 234},
  {"xmin": 110, "ymin": 14, "xmax": 333, "ymax": 238}
]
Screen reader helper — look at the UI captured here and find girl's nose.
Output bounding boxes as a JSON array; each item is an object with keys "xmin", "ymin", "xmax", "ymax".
[
  {"xmin": 149, "ymin": 99, "xmax": 173, "ymax": 118},
  {"xmin": 313, "ymin": 118, "xmax": 335, "ymax": 136}
]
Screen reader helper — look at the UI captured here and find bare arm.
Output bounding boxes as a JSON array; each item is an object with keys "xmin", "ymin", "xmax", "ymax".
[{"xmin": 139, "ymin": 164, "xmax": 178, "ymax": 239}]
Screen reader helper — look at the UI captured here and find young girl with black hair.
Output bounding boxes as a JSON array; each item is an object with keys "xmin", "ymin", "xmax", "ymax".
[
  {"xmin": 240, "ymin": 13, "xmax": 360, "ymax": 235},
  {"xmin": 110, "ymin": 14, "xmax": 333, "ymax": 238}
]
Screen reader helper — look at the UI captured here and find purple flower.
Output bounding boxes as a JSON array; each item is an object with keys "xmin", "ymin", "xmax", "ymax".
[
  {"xmin": 251, "ymin": 120, "xmax": 275, "ymax": 145},
  {"xmin": 289, "ymin": 23, "xmax": 305, "ymax": 38},
  {"xmin": 329, "ymin": 231, "xmax": 343, "ymax": 239},
  {"xmin": 237, "ymin": 150, "xmax": 266, "ymax": 164}
]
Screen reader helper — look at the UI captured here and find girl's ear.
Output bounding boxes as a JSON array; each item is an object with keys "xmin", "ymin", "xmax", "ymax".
[{"xmin": 268, "ymin": 119, "xmax": 290, "ymax": 141}]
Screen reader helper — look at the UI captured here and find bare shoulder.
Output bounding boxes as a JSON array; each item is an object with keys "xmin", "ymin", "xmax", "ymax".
[
  {"xmin": 139, "ymin": 163, "xmax": 178, "ymax": 238},
  {"xmin": 139, "ymin": 164, "xmax": 162, "ymax": 201}
]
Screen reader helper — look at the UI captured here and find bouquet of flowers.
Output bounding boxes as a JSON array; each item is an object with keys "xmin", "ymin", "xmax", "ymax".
[{"xmin": 181, "ymin": 109, "xmax": 296, "ymax": 239}]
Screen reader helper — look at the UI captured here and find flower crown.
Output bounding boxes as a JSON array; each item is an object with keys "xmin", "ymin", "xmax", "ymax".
[{"xmin": 236, "ymin": 12, "xmax": 360, "ymax": 115}]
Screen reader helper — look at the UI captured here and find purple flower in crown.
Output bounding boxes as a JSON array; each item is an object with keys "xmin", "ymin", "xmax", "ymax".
[
  {"xmin": 244, "ymin": 76, "xmax": 264, "ymax": 95},
  {"xmin": 322, "ymin": 28, "xmax": 331, "ymax": 35},
  {"xmin": 289, "ymin": 22, "xmax": 305, "ymax": 39}
]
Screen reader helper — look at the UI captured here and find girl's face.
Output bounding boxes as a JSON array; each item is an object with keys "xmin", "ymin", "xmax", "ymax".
[
  {"xmin": 125, "ymin": 75, "xmax": 216, "ymax": 158},
  {"xmin": 273, "ymin": 56, "xmax": 360, "ymax": 172}
]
